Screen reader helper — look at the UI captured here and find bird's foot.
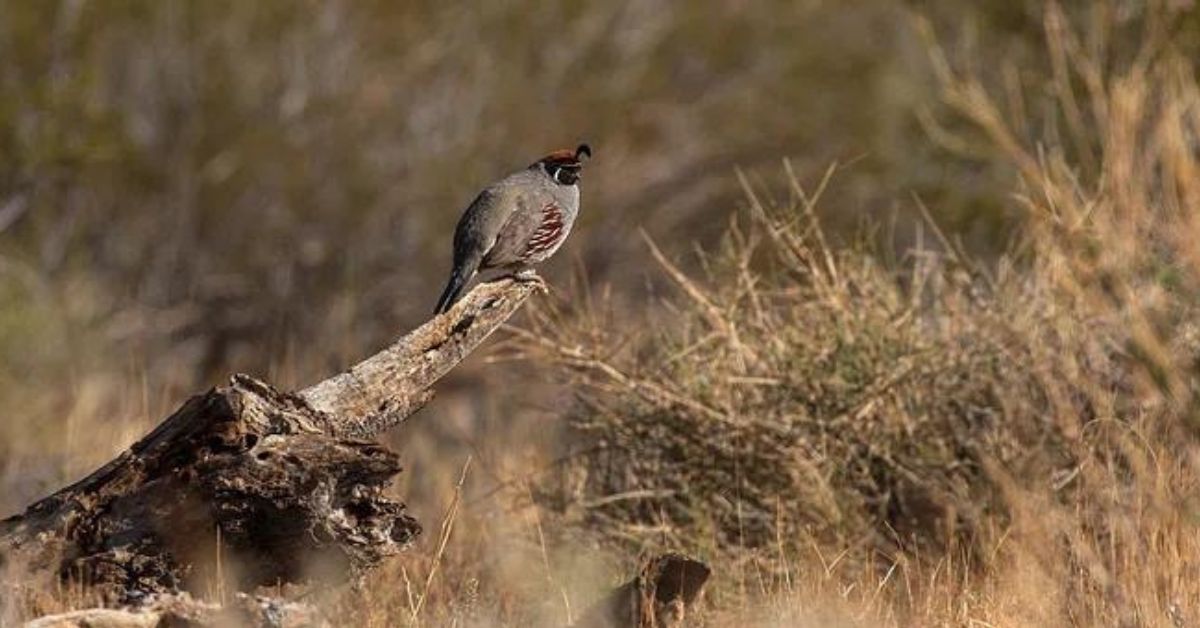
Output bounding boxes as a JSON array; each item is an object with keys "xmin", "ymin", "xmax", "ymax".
[{"xmin": 512, "ymin": 269, "xmax": 550, "ymax": 294}]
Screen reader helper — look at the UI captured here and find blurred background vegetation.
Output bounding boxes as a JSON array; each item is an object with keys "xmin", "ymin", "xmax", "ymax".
[
  {"xmin": 5, "ymin": 1, "xmax": 1200, "ymax": 624},
  {"xmin": 0, "ymin": 0, "xmax": 1041, "ymax": 489}
]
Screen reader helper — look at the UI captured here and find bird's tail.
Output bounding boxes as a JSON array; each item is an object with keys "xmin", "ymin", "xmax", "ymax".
[{"xmin": 434, "ymin": 267, "xmax": 472, "ymax": 315}]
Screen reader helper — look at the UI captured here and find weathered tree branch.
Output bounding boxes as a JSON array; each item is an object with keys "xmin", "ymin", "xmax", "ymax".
[
  {"xmin": 0, "ymin": 278, "xmax": 538, "ymax": 603},
  {"xmin": 300, "ymin": 277, "xmax": 540, "ymax": 438}
]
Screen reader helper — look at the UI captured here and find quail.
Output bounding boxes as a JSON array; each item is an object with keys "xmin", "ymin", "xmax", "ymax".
[{"xmin": 434, "ymin": 144, "xmax": 592, "ymax": 314}]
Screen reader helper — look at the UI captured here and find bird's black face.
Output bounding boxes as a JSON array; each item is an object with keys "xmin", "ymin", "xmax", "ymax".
[
  {"xmin": 537, "ymin": 143, "xmax": 591, "ymax": 186},
  {"xmin": 549, "ymin": 164, "xmax": 581, "ymax": 186}
]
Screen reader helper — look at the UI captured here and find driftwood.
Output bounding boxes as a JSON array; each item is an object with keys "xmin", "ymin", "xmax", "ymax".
[{"xmin": 0, "ymin": 278, "xmax": 540, "ymax": 603}]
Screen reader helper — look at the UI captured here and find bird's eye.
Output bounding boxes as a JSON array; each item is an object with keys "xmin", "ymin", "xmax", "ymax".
[{"xmin": 553, "ymin": 167, "xmax": 575, "ymax": 185}]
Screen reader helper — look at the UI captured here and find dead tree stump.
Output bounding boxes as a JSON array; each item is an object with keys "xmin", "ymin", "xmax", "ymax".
[{"xmin": 0, "ymin": 278, "xmax": 540, "ymax": 603}]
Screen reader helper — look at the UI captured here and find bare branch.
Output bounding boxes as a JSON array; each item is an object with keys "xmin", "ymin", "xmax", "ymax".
[
  {"xmin": 0, "ymin": 276, "xmax": 540, "ymax": 604},
  {"xmin": 299, "ymin": 277, "xmax": 540, "ymax": 438}
]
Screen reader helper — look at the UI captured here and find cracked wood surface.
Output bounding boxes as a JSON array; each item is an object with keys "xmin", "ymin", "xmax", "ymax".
[
  {"xmin": 0, "ymin": 277, "xmax": 539, "ymax": 602},
  {"xmin": 299, "ymin": 277, "xmax": 540, "ymax": 438}
]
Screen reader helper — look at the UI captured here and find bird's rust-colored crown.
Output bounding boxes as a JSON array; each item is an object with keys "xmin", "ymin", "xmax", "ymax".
[{"xmin": 537, "ymin": 143, "xmax": 592, "ymax": 168}]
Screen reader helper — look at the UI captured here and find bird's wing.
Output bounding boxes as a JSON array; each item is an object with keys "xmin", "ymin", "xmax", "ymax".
[
  {"xmin": 452, "ymin": 185, "xmax": 513, "ymax": 267},
  {"xmin": 483, "ymin": 188, "xmax": 558, "ymax": 268}
]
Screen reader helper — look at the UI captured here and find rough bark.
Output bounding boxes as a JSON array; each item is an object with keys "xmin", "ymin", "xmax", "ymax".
[
  {"xmin": 299, "ymin": 277, "xmax": 540, "ymax": 438},
  {"xmin": 0, "ymin": 277, "xmax": 539, "ymax": 603}
]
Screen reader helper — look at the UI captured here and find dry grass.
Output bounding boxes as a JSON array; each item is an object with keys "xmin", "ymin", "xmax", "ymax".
[
  {"xmin": 508, "ymin": 3, "xmax": 1200, "ymax": 626},
  {"xmin": 6, "ymin": 1, "xmax": 1200, "ymax": 627}
]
